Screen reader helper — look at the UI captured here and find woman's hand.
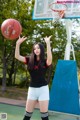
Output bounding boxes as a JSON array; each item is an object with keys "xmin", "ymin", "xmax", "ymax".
[
  {"xmin": 16, "ymin": 36, "xmax": 27, "ymax": 45},
  {"xmin": 44, "ymin": 35, "xmax": 52, "ymax": 44}
]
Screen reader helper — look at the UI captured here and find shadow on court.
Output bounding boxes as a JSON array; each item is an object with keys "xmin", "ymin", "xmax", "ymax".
[{"xmin": 0, "ymin": 103, "xmax": 80, "ymax": 120}]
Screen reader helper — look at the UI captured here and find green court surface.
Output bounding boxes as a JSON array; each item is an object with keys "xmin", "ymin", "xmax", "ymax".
[{"xmin": 0, "ymin": 103, "xmax": 80, "ymax": 120}]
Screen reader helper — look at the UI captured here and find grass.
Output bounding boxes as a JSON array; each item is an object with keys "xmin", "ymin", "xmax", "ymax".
[{"xmin": 0, "ymin": 86, "xmax": 27, "ymax": 100}]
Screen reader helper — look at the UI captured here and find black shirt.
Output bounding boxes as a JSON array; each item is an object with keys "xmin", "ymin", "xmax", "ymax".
[{"xmin": 25, "ymin": 57, "xmax": 50, "ymax": 87}]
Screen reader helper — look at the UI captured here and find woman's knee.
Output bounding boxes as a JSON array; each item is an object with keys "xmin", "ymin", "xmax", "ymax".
[{"xmin": 39, "ymin": 100, "xmax": 49, "ymax": 112}]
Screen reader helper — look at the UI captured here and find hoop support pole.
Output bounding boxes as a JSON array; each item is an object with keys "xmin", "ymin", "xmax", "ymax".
[{"xmin": 64, "ymin": 19, "xmax": 75, "ymax": 60}]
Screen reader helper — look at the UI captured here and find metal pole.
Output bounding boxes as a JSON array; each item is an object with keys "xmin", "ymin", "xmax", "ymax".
[{"xmin": 64, "ymin": 19, "xmax": 75, "ymax": 60}]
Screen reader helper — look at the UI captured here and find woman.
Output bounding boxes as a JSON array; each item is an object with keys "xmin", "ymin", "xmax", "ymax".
[{"xmin": 15, "ymin": 35, "xmax": 52, "ymax": 120}]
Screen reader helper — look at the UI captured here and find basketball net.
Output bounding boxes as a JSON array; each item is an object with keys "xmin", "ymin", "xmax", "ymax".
[
  {"xmin": 49, "ymin": 2, "xmax": 67, "ymax": 22},
  {"xmin": 53, "ymin": 10, "xmax": 65, "ymax": 22}
]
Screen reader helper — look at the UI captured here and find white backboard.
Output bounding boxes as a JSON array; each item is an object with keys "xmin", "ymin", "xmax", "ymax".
[{"xmin": 33, "ymin": 0, "xmax": 80, "ymax": 20}]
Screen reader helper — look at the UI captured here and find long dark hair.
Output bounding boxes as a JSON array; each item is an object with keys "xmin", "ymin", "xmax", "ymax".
[{"xmin": 27, "ymin": 42, "xmax": 45, "ymax": 70}]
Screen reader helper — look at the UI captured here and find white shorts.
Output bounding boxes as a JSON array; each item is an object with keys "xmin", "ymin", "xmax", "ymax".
[{"xmin": 27, "ymin": 85, "xmax": 49, "ymax": 101}]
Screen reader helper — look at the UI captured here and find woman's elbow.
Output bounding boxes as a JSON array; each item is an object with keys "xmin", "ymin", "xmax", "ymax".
[
  {"xmin": 15, "ymin": 54, "xmax": 18, "ymax": 60},
  {"xmin": 47, "ymin": 59, "xmax": 52, "ymax": 66}
]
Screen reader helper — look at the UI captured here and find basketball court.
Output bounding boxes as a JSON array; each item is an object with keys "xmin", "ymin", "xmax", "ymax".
[{"xmin": 0, "ymin": 103, "xmax": 80, "ymax": 120}]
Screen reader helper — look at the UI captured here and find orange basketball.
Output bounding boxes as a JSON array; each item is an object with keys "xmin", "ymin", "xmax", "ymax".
[{"xmin": 1, "ymin": 18, "xmax": 22, "ymax": 40}]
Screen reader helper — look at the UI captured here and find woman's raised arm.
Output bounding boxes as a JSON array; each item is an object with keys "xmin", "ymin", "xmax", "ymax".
[
  {"xmin": 44, "ymin": 36, "xmax": 52, "ymax": 65},
  {"xmin": 15, "ymin": 36, "xmax": 27, "ymax": 63}
]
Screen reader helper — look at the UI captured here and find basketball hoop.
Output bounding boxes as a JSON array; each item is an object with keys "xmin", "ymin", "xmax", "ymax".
[{"xmin": 49, "ymin": 2, "xmax": 67, "ymax": 21}]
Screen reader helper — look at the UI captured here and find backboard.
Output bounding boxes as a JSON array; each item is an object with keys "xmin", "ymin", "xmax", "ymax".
[{"xmin": 32, "ymin": 0, "xmax": 80, "ymax": 20}]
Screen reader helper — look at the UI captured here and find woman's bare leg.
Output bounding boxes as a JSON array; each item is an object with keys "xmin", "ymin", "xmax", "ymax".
[
  {"xmin": 23, "ymin": 99, "xmax": 37, "ymax": 120},
  {"xmin": 26, "ymin": 99, "xmax": 37, "ymax": 112},
  {"xmin": 39, "ymin": 100, "xmax": 49, "ymax": 120}
]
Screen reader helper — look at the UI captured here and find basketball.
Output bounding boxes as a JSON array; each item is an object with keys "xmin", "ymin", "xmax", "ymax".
[{"xmin": 1, "ymin": 18, "xmax": 22, "ymax": 40}]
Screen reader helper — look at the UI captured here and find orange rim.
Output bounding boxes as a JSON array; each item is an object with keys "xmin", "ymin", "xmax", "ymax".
[
  {"xmin": 49, "ymin": 2, "xmax": 67, "ymax": 18},
  {"xmin": 58, "ymin": 10, "xmax": 65, "ymax": 18}
]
